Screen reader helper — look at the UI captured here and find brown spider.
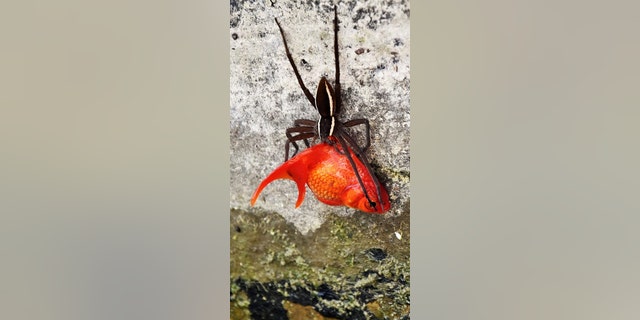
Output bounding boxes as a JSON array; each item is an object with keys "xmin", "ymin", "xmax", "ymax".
[{"xmin": 274, "ymin": 5, "xmax": 387, "ymax": 211}]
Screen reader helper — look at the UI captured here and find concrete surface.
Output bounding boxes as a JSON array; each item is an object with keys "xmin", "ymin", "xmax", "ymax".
[{"xmin": 230, "ymin": 0, "xmax": 410, "ymax": 234}]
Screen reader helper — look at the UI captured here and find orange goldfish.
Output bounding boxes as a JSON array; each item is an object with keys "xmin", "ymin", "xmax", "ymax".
[{"xmin": 250, "ymin": 142, "xmax": 390, "ymax": 213}]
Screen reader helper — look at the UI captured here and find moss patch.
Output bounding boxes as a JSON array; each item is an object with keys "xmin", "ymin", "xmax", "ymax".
[{"xmin": 231, "ymin": 208, "xmax": 409, "ymax": 319}]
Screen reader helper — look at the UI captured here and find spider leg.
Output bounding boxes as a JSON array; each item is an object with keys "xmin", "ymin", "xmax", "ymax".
[
  {"xmin": 333, "ymin": 5, "xmax": 342, "ymax": 115},
  {"xmin": 285, "ymin": 126, "xmax": 316, "ymax": 160},
  {"xmin": 324, "ymin": 133, "xmax": 344, "ymax": 155},
  {"xmin": 291, "ymin": 119, "xmax": 317, "ymax": 148},
  {"xmin": 333, "ymin": 134, "xmax": 380, "ymax": 210},
  {"xmin": 275, "ymin": 18, "xmax": 316, "ymax": 109},
  {"xmin": 293, "ymin": 119, "xmax": 316, "ymax": 126},
  {"xmin": 342, "ymin": 118, "xmax": 371, "ymax": 152},
  {"xmin": 336, "ymin": 129, "xmax": 386, "ymax": 210}
]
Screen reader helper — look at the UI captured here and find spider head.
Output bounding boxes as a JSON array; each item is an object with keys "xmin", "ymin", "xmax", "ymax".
[{"xmin": 317, "ymin": 116, "xmax": 335, "ymax": 142}]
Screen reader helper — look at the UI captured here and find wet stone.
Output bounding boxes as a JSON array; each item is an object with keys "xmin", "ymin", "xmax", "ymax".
[
  {"xmin": 365, "ymin": 248, "xmax": 388, "ymax": 261},
  {"xmin": 316, "ymin": 283, "xmax": 339, "ymax": 300}
]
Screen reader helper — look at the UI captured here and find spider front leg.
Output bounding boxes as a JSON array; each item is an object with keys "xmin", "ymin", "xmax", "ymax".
[
  {"xmin": 332, "ymin": 4, "xmax": 342, "ymax": 114},
  {"xmin": 336, "ymin": 131, "xmax": 387, "ymax": 210},
  {"xmin": 342, "ymin": 118, "xmax": 371, "ymax": 152},
  {"xmin": 332, "ymin": 134, "xmax": 380, "ymax": 210},
  {"xmin": 275, "ymin": 18, "xmax": 316, "ymax": 109}
]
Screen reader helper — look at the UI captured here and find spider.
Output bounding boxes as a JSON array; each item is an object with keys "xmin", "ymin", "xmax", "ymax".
[{"xmin": 274, "ymin": 5, "xmax": 387, "ymax": 211}]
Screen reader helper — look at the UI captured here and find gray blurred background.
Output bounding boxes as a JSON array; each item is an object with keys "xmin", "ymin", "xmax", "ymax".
[
  {"xmin": 1, "ymin": 1, "xmax": 227, "ymax": 319},
  {"xmin": 420, "ymin": 1, "xmax": 640, "ymax": 318},
  {"xmin": 2, "ymin": 0, "xmax": 640, "ymax": 319}
]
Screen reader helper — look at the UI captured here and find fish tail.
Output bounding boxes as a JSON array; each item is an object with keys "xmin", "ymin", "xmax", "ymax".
[
  {"xmin": 294, "ymin": 179, "xmax": 306, "ymax": 208},
  {"xmin": 287, "ymin": 160, "xmax": 310, "ymax": 208},
  {"xmin": 250, "ymin": 165, "xmax": 291, "ymax": 206},
  {"xmin": 250, "ymin": 177, "xmax": 274, "ymax": 206},
  {"xmin": 250, "ymin": 158, "xmax": 309, "ymax": 208}
]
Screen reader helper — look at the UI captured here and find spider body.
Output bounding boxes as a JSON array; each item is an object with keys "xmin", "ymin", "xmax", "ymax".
[{"xmin": 274, "ymin": 5, "xmax": 388, "ymax": 212}]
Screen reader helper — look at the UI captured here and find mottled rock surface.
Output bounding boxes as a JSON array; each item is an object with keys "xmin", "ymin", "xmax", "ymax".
[{"xmin": 230, "ymin": 0, "xmax": 410, "ymax": 234}]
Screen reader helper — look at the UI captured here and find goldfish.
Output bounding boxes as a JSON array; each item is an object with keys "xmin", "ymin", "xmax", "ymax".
[{"xmin": 250, "ymin": 142, "xmax": 390, "ymax": 213}]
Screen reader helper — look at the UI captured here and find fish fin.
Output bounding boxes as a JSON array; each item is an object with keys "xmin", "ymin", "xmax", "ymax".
[
  {"xmin": 294, "ymin": 179, "xmax": 307, "ymax": 208},
  {"xmin": 286, "ymin": 162, "xmax": 310, "ymax": 208}
]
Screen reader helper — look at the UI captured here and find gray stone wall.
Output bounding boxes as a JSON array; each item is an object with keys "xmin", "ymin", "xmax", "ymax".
[{"xmin": 230, "ymin": 0, "xmax": 410, "ymax": 234}]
